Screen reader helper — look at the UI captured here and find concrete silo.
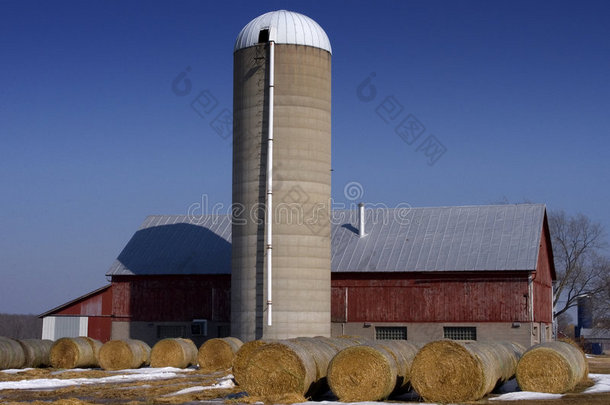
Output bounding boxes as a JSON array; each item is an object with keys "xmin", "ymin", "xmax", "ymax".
[{"xmin": 231, "ymin": 10, "xmax": 332, "ymax": 341}]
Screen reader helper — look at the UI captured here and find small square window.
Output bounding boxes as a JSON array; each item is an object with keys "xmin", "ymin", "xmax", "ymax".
[
  {"xmin": 375, "ymin": 326, "xmax": 407, "ymax": 340},
  {"xmin": 443, "ymin": 326, "xmax": 476, "ymax": 341},
  {"xmin": 191, "ymin": 320, "xmax": 208, "ymax": 336}
]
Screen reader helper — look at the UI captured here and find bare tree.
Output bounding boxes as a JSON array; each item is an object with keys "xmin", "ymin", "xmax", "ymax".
[
  {"xmin": 556, "ymin": 312, "xmax": 575, "ymax": 338},
  {"xmin": 549, "ymin": 210, "xmax": 609, "ymax": 318},
  {"xmin": 0, "ymin": 313, "xmax": 42, "ymax": 339}
]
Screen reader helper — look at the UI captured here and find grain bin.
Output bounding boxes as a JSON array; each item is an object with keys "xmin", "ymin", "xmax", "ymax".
[{"xmin": 232, "ymin": 10, "xmax": 332, "ymax": 341}]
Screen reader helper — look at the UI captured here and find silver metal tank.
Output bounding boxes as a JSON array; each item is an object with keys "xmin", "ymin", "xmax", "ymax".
[{"xmin": 231, "ymin": 10, "xmax": 332, "ymax": 341}]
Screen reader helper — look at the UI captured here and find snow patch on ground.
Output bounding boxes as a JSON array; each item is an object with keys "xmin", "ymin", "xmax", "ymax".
[
  {"xmin": 109, "ymin": 366, "xmax": 194, "ymax": 374},
  {"xmin": 164, "ymin": 374, "xmax": 235, "ymax": 396},
  {"xmin": 491, "ymin": 373, "xmax": 610, "ymax": 401},
  {"xmin": 584, "ymin": 373, "xmax": 610, "ymax": 394},
  {"xmin": 490, "ymin": 392, "xmax": 563, "ymax": 401},
  {"xmin": 0, "ymin": 368, "xmax": 183, "ymax": 391},
  {"xmin": 0, "ymin": 368, "xmax": 33, "ymax": 374}
]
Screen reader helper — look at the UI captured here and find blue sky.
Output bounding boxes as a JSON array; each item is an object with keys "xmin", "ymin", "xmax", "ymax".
[{"xmin": 1, "ymin": 0, "xmax": 609, "ymax": 314}]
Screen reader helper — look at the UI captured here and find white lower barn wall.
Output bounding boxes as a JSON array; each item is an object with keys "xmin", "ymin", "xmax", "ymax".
[
  {"xmin": 42, "ymin": 316, "xmax": 88, "ymax": 340},
  {"xmin": 332, "ymin": 321, "xmax": 552, "ymax": 348}
]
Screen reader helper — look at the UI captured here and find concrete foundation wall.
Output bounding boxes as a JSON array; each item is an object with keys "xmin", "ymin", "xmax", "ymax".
[
  {"xmin": 111, "ymin": 320, "xmax": 230, "ymax": 348},
  {"xmin": 332, "ymin": 321, "xmax": 552, "ymax": 348}
]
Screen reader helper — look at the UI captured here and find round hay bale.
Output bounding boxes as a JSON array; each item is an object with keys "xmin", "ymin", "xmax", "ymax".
[
  {"xmin": 233, "ymin": 340, "xmax": 269, "ymax": 386},
  {"xmin": 411, "ymin": 340, "xmax": 504, "ymax": 402},
  {"xmin": 328, "ymin": 344, "xmax": 398, "ymax": 401},
  {"xmin": 516, "ymin": 341, "xmax": 588, "ymax": 394},
  {"xmin": 377, "ymin": 340, "xmax": 419, "ymax": 393},
  {"xmin": 0, "ymin": 337, "xmax": 26, "ymax": 370},
  {"xmin": 50, "ymin": 337, "xmax": 98, "ymax": 369},
  {"xmin": 99, "ymin": 339, "xmax": 151, "ymax": 370},
  {"xmin": 83, "ymin": 337, "xmax": 102, "ymax": 364},
  {"xmin": 150, "ymin": 338, "xmax": 197, "ymax": 368},
  {"xmin": 560, "ymin": 338, "xmax": 589, "ymax": 377},
  {"xmin": 291, "ymin": 337, "xmax": 337, "ymax": 380},
  {"xmin": 17, "ymin": 339, "xmax": 54, "ymax": 368},
  {"xmin": 314, "ymin": 336, "xmax": 355, "ymax": 351},
  {"xmin": 198, "ymin": 337, "xmax": 243, "ymax": 372},
  {"xmin": 242, "ymin": 340, "xmax": 318, "ymax": 397},
  {"xmin": 136, "ymin": 339, "xmax": 151, "ymax": 366},
  {"xmin": 492, "ymin": 341, "xmax": 526, "ymax": 383},
  {"xmin": 327, "ymin": 340, "xmax": 418, "ymax": 401}
]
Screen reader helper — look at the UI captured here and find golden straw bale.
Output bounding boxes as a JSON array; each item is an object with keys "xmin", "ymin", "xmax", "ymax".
[
  {"xmin": 242, "ymin": 340, "xmax": 318, "ymax": 397},
  {"xmin": 560, "ymin": 338, "xmax": 590, "ymax": 376},
  {"xmin": 17, "ymin": 339, "xmax": 54, "ymax": 368},
  {"xmin": 99, "ymin": 339, "xmax": 151, "ymax": 370},
  {"xmin": 150, "ymin": 338, "xmax": 197, "ymax": 368},
  {"xmin": 327, "ymin": 343, "xmax": 398, "ymax": 401},
  {"xmin": 136, "ymin": 339, "xmax": 151, "ymax": 366},
  {"xmin": 314, "ymin": 336, "xmax": 355, "ymax": 351},
  {"xmin": 291, "ymin": 337, "xmax": 337, "ymax": 380},
  {"xmin": 83, "ymin": 337, "xmax": 102, "ymax": 364},
  {"xmin": 233, "ymin": 340, "xmax": 269, "ymax": 386},
  {"xmin": 411, "ymin": 340, "xmax": 506, "ymax": 402},
  {"xmin": 198, "ymin": 337, "xmax": 243, "ymax": 372},
  {"xmin": 516, "ymin": 341, "xmax": 588, "ymax": 394},
  {"xmin": 233, "ymin": 340, "xmax": 268, "ymax": 384},
  {"xmin": 492, "ymin": 341, "xmax": 526, "ymax": 383},
  {"xmin": 0, "ymin": 337, "xmax": 26, "ymax": 370},
  {"xmin": 377, "ymin": 340, "xmax": 419, "ymax": 393},
  {"xmin": 50, "ymin": 337, "xmax": 99, "ymax": 369}
]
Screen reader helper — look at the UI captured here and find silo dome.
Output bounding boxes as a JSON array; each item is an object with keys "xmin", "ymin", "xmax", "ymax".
[{"xmin": 234, "ymin": 10, "xmax": 332, "ymax": 54}]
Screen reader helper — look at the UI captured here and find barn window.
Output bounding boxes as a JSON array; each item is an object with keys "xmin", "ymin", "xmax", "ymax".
[
  {"xmin": 444, "ymin": 326, "xmax": 477, "ymax": 341},
  {"xmin": 157, "ymin": 325, "xmax": 186, "ymax": 339},
  {"xmin": 375, "ymin": 326, "xmax": 407, "ymax": 340},
  {"xmin": 191, "ymin": 319, "xmax": 208, "ymax": 336}
]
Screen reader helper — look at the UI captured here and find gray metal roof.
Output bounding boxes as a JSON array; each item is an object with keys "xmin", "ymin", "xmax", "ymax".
[
  {"xmin": 331, "ymin": 204, "xmax": 546, "ymax": 272},
  {"xmin": 106, "ymin": 215, "xmax": 232, "ymax": 276},
  {"xmin": 107, "ymin": 204, "xmax": 546, "ymax": 276}
]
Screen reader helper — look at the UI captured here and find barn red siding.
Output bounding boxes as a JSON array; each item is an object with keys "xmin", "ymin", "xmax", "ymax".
[
  {"xmin": 111, "ymin": 275, "xmax": 230, "ymax": 322},
  {"xmin": 88, "ymin": 316, "xmax": 112, "ymax": 342},
  {"xmin": 331, "ymin": 272, "xmax": 530, "ymax": 323},
  {"xmin": 533, "ymin": 221, "xmax": 554, "ymax": 323},
  {"xmin": 54, "ymin": 286, "xmax": 112, "ymax": 317}
]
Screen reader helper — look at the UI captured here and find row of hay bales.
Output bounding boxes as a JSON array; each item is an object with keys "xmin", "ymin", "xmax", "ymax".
[
  {"xmin": 0, "ymin": 336, "xmax": 245, "ymax": 372},
  {"xmin": 0, "ymin": 337, "xmax": 54, "ymax": 369},
  {"xmin": 229, "ymin": 337, "xmax": 589, "ymax": 403}
]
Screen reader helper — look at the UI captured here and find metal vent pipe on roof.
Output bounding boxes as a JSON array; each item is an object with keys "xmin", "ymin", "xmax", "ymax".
[{"xmin": 358, "ymin": 202, "xmax": 366, "ymax": 237}]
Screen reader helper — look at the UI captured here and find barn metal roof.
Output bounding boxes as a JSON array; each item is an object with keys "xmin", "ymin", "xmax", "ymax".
[
  {"xmin": 331, "ymin": 204, "xmax": 546, "ymax": 272},
  {"xmin": 106, "ymin": 215, "xmax": 232, "ymax": 276},
  {"xmin": 106, "ymin": 204, "xmax": 547, "ymax": 276},
  {"xmin": 235, "ymin": 10, "xmax": 332, "ymax": 54}
]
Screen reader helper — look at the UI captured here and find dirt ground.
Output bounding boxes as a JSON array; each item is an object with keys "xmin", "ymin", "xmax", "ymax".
[{"xmin": 0, "ymin": 355, "xmax": 608, "ymax": 405}]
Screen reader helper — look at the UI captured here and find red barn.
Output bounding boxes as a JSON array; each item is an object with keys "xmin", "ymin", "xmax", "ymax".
[
  {"xmin": 330, "ymin": 204, "xmax": 555, "ymax": 347},
  {"xmin": 41, "ymin": 204, "xmax": 555, "ymax": 348},
  {"xmin": 40, "ymin": 285, "xmax": 112, "ymax": 342}
]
